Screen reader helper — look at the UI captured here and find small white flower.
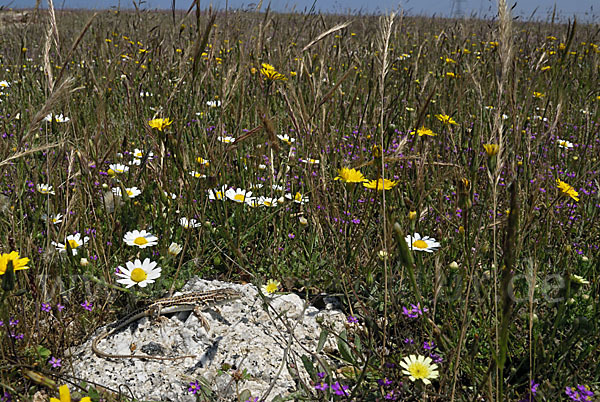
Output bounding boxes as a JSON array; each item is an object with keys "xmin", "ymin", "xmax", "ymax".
[
  {"xmin": 108, "ymin": 163, "xmax": 129, "ymax": 175},
  {"xmin": 132, "ymin": 148, "xmax": 153, "ymax": 159},
  {"xmin": 51, "ymin": 233, "xmax": 89, "ymax": 256},
  {"xmin": 0, "ymin": 80, "xmax": 9, "ymax": 88},
  {"xmin": 43, "ymin": 113, "xmax": 70, "ymax": 123},
  {"xmin": 179, "ymin": 217, "xmax": 201, "ymax": 229},
  {"xmin": 299, "ymin": 157, "xmax": 320, "ymax": 164},
  {"xmin": 42, "ymin": 213, "xmax": 63, "ymax": 224},
  {"xmin": 139, "ymin": 91, "xmax": 153, "ymax": 97},
  {"xmin": 285, "ymin": 192, "xmax": 309, "ymax": 205},
  {"xmin": 116, "ymin": 258, "xmax": 161, "ymax": 288},
  {"xmin": 206, "ymin": 100, "xmax": 221, "ymax": 108},
  {"xmin": 196, "ymin": 157, "xmax": 210, "ymax": 166},
  {"xmin": 208, "ymin": 185, "xmax": 228, "ymax": 201},
  {"xmin": 189, "ymin": 170, "xmax": 207, "ymax": 179},
  {"xmin": 217, "ymin": 136, "xmax": 236, "ymax": 144},
  {"xmin": 123, "ymin": 230, "xmax": 158, "ymax": 249},
  {"xmin": 277, "ymin": 134, "xmax": 296, "ymax": 145},
  {"xmin": 557, "ymin": 138, "xmax": 574, "ymax": 149},
  {"xmin": 37, "ymin": 184, "xmax": 55, "ymax": 195},
  {"xmin": 112, "ymin": 186, "xmax": 141, "ymax": 198}
]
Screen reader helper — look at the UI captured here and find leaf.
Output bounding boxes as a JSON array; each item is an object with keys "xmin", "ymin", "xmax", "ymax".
[
  {"xmin": 337, "ymin": 330, "xmax": 355, "ymax": 364},
  {"xmin": 301, "ymin": 355, "xmax": 315, "ymax": 379},
  {"xmin": 238, "ymin": 389, "xmax": 252, "ymax": 401},
  {"xmin": 316, "ymin": 328, "xmax": 328, "ymax": 353}
]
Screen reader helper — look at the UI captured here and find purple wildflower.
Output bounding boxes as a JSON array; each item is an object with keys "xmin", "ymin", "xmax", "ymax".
[
  {"xmin": 423, "ymin": 341, "xmax": 436, "ymax": 351},
  {"xmin": 188, "ymin": 380, "xmax": 201, "ymax": 394},
  {"xmin": 314, "ymin": 382, "xmax": 328, "ymax": 391},
  {"xmin": 48, "ymin": 357, "xmax": 61, "ymax": 368},
  {"xmin": 80, "ymin": 301, "xmax": 93, "ymax": 311},
  {"xmin": 347, "ymin": 315, "xmax": 358, "ymax": 324},
  {"xmin": 41, "ymin": 303, "xmax": 51, "ymax": 313},
  {"xmin": 377, "ymin": 377, "xmax": 393, "ymax": 387},
  {"xmin": 330, "ymin": 381, "xmax": 349, "ymax": 396}
]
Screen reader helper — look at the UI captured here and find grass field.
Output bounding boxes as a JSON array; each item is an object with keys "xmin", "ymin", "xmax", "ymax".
[{"xmin": 0, "ymin": 2, "xmax": 599, "ymax": 401}]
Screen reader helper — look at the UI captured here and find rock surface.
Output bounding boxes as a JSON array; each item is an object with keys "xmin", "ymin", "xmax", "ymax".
[{"xmin": 68, "ymin": 278, "xmax": 346, "ymax": 401}]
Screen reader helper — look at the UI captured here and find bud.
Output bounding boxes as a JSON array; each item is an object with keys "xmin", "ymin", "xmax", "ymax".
[
  {"xmin": 168, "ymin": 242, "xmax": 183, "ymax": 256},
  {"xmin": 483, "ymin": 144, "xmax": 499, "ymax": 172},
  {"xmin": 80, "ymin": 258, "xmax": 89, "ymax": 267},
  {"xmin": 449, "ymin": 261, "xmax": 459, "ymax": 270},
  {"xmin": 298, "ymin": 216, "xmax": 308, "ymax": 226},
  {"xmin": 1, "ymin": 260, "xmax": 15, "ymax": 292},
  {"xmin": 393, "ymin": 222, "xmax": 414, "ymax": 267},
  {"xmin": 458, "ymin": 226, "xmax": 465, "ymax": 235},
  {"xmin": 408, "ymin": 210, "xmax": 417, "ymax": 221},
  {"xmin": 581, "ymin": 256, "xmax": 589, "ymax": 262},
  {"xmin": 457, "ymin": 178, "xmax": 472, "ymax": 210}
]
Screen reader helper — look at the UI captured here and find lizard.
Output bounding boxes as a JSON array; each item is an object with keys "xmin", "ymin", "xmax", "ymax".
[{"xmin": 91, "ymin": 288, "xmax": 242, "ymax": 360}]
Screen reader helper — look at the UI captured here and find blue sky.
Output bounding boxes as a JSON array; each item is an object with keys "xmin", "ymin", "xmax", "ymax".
[{"xmin": 4, "ymin": 0, "xmax": 598, "ymax": 20}]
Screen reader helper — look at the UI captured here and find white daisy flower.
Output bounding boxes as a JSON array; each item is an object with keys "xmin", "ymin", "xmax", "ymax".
[
  {"xmin": 189, "ymin": 170, "xmax": 207, "ymax": 179},
  {"xmin": 285, "ymin": 192, "xmax": 309, "ymax": 205},
  {"xmin": 404, "ymin": 233, "xmax": 440, "ymax": 253},
  {"xmin": 217, "ymin": 136, "xmax": 236, "ymax": 144},
  {"xmin": 108, "ymin": 163, "xmax": 129, "ymax": 175},
  {"xmin": 164, "ymin": 191, "xmax": 178, "ymax": 200},
  {"xmin": 37, "ymin": 184, "xmax": 55, "ymax": 195},
  {"xmin": 43, "ymin": 113, "xmax": 70, "ymax": 123},
  {"xmin": 225, "ymin": 187, "xmax": 253, "ymax": 203},
  {"xmin": 51, "ymin": 233, "xmax": 89, "ymax": 256},
  {"xmin": 116, "ymin": 258, "xmax": 161, "ymax": 288},
  {"xmin": 206, "ymin": 100, "xmax": 221, "ymax": 108},
  {"xmin": 208, "ymin": 185, "xmax": 228, "ymax": 201},
  {"xmin": 179, "ymin": 217, "xmax": 201, "ymax": 229},
  {"xmin": 123, "ymin": 230, "xmax": 158, "ymax": 249},
  {"xmin": 299, "ymin": 157, "xmax": 320, "ymax": 164},
  {"xmin": 0, "ymin": 80, "xmax": 9, "ymax": 88},
  {"xmin": 277, "ymin": 134, "xmax": 296, "ymax": 145},
  {"xmin": 42, "ymin": 213, "xmax": 63, "ymax": 224},
  {"xmin": 257, "ymin": 196, "xmax": 278, "ymax": 207},
  {"xmin": 196, "ymin": 157, "xmax": 210, "ymax": 166},
  {"xmin": 557, "ymin": 138, "xmax": 574, "ymax": 149},
  {"xmin": 112, "ymin": 186, "xmax": 142, "ymax": 198},
  {"xmin": 132, "ymin": 148, "xmax": 154, "ymax": 159},
  {"xmin": 139, "ymin": 91, "xmax": 153, "ymax": 97},
  {"xmin": 400, "ymin": 354, "xmax": 439, "ymax": 385}
]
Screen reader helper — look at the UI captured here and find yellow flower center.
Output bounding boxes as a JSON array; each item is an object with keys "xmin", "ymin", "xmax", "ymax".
[
  {"xmin": 130, "ymin": 268, "xmax": 147, "ymax": 282},
  {"xmin": 234, "ymin": 194, "xmax": 245, "ymax": 202},
  {"xmin": 294, "ymin": 193, "xmax": 302, "ymax": 202},
  {"xmin": 134, "ymin": 237, "xmax": 148, "ymax": 246},
  {"xmin": 413, "ymin": 240, "xmax": 428, "ymax": 249},
  {"xmin": 264, "ymin": 201, "xmax": 273, "ymax": 207},
  {"xmin": 408, "ymin": 362, "xmax": 430, "ymax": 379},
  {"xmin": 67, "ymin": 239, "xmax": 79, "ymax": 249},
  {"xmin": 107, "ymin": 169, "xmax": 116, "ymax": 177},
  {"xmin": 126, "ymin": 190, "xmax": 134, "ymax": 196},
  {"xmin": 215, "ymin": 191, "xmax": 224, "ymax": 199}
]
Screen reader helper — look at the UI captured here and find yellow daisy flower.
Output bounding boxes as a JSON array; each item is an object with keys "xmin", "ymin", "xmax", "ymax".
[
  {"xmin": 363, "ymin": 178, "xmax": 398, "ymax": 191},
  {"xmin": 334, "ymin": 167, "xmax": 366, "ymax": 183},
  {"xmin": 556, "ymin": 179, "xmax": 579, "ymax": 202},
  {"xmin": 0, "ymin": 251, "xmax": 30, "ymax": 275},
  {"xmin": 148, "ymin": 117, "xmax": 173, "ymax": 131}
]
